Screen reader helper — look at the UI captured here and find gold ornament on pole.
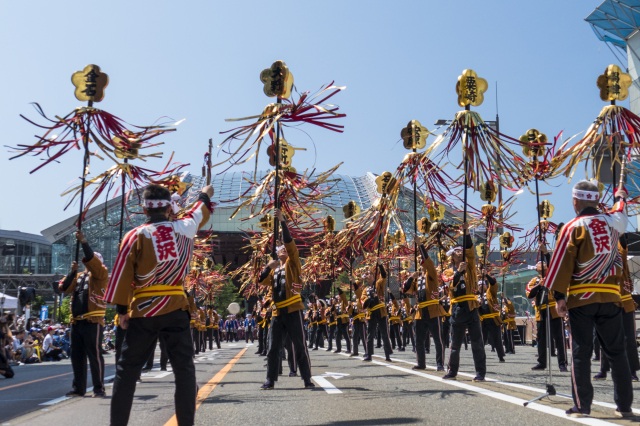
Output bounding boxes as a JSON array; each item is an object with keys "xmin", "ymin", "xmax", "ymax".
[
  {"xmin": 455, "ymin": 69, "xmax": 488, "ymax": 107},
  {"xmin": 375, "ymin": 171, "xmax": 397, "ymax": 195},
  {"xmin": 323, "ymin": 215, "xmax": 335, "ymax": 232},
  {"xmin": 597, "ymin": 64, "xmax": 632, "ymax": 102},
  {"xmin": 260, "ymin": 60, "xmax": 294, "ymax": 99},
  {"xmin": 343, "ymin": 200, "xmax": 360, "ymax": 219},
  {"xmin": 538, "ymin": 200, "xmax": 554, "ymax": 220},
  {"xmin": 71, "ymin": 64, "xmax": 108, "ymax": 103},
  {"xmin": 400, "ymin": 120, "xmax": 429, "ymax": 150},
  {"xmin": 520, "ymin": 129, "xmax": 547, "ymax": 158}
]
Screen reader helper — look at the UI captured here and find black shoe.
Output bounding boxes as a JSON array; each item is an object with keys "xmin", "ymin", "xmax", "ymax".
[
  {"xmin": 566, "ymin": 406, "xmax": 589, "ymax": 418},
  {"xmin": 437, "ymin": 365, "xmax": 445, "ymax": 371},
  {"xmin": 551, "ymin": 352, "xmax": 557, "ymax": 357},
  {"xmin": 385, "ymin": 357, "xmax": 393, "ymax": 362},
  {"xmin": 592, "ymin": 357, "xmax": 600, "ymax": 361},
  {"xmin": 65, "ymin": 390, "xmax": 84, "ymax": 397},
  {"xmin": 304, "ymin": 381, "xmax": 316, "ymax": 389},
  {"xmin": 255, "ymin": 350, "xmax": 262, "ymax": 354},
  {"xmin": 531, "ymin": 364, "xmax": 546, "ymax": 371},
  {"xmin": 442, "ymin": 372, "xmax": 457, "ymax": 380},
  {"xmin": 499, "ymin": 358, "xmax": 505, "ymax": 363},
  {"xmin": 376, "ymin": 345, "xmax": 382, "ymax": 348},
  {"xmin": 289, "ymin": 372, "xmax": 298, "ymax": 377},
  {"xmin": 92, "ymin": 390, "xmax": 106, "ymax": 398},
  {"xmin": 558, "ymin": 365, "xmax": 568, "ymax": 373},
  {"xmin": 325, "ymin": 348, "xmax": 332, "ymax": 352},
  {"xmin": 425, "ymin": 350, "xmax": 430, "ymax": 354},
  {"xmin": 349, "ymin": 353, "xmax": 359, "ymax": 357},
  {"xmin": 473, "ymin": 375, "xmax": 485, "ymax": 382},
  {"xmin": 363, "ymin": 355, "xmax": 372, "ymax": 362},
  {"xmin": 312, "ymin": 347, "xmax": 318, "ymax": 351},
  {"xmin": 412, "ymin": 365, "xmax": 426, "ymax": 370},
  {"xmin": 260, "ymin": 380, "xmax": 274, "ymax": 390},
  {"xmin": 333, "ymin": 350, "xmax": 341, "ymax": 353},
  {"xmin": 632, "ymin": 373, "xmax": 639, "ymax": 382},
  {"xmin": 160, "ymin": 367, "xmax": 167, "ymax": 371},
  {"xmin": 593, "ymin": 371, "xmax": 606, "ymax": 380},
  {"xmin": 398, "ymin": 347, "xmax": 405, "ymax": 352}
]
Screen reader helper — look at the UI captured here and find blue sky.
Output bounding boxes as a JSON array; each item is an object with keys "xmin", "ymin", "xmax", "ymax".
[{"xmin": 0, "ymin": 1, "xmax": 627, "ymax": 239}]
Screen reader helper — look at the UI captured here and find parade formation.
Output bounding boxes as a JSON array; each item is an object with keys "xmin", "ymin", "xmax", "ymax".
[{"xmin": 2, "ymin": 46, "xmax": 640, "ymax": 425}]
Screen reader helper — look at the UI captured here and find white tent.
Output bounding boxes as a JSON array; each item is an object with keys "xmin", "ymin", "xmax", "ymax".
[{"xmin": 0, "ymin": 292, "xmax": 18, "ymax": 310}]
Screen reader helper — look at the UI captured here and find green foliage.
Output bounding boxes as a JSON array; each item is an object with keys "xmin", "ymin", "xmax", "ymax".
[
  {"xmin": 213, "ymin": 277, "xmax": 243, "ymax": 317},
  {"xmin": 105, "ymin": 307, "xmax": 116, "ymax": 324},
  {"xmin": 31, "ymin": 295, "xmax": 46, "ymax": 313},
  {"xmin": 58, "ymin": 296, "xmax": 71, "ymax": 324}
]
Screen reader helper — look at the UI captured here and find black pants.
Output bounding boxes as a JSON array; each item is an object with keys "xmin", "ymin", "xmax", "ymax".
[
  {"xmin": 315, "ymin": 325, "xmax": 327, "ymax": 349},
  {"xmin": 111, "ymin": 309, "xmax": 196, "ymax": 426},
  {"xmin": 503, "ymin": 328, "xmax": 515, "ymax": 354},
  {"xmin": 447, "ymin": 310, "xmax": 486, "ymax": 376},
  {"xmin": 403, "ymin": 321, "xmax": 415, "ymax": 350},
  {"xmin": 441, "ymin": 317, "xmax": 451, "ymax": 347},
  {"xmin": 192, "ymin": 328, "xmax": 200, "ymax": 354},
  {"xmin": 245, "ymin": 326, "xmax": 254, "ymax": 343},
  {"xmin": 482, "ymin": 319, "xmax": 505, "ymax": 360},
  {"xmin": 115, "ymin": 325, "xmax": 125, "ymax": 364},
  {"xmin": 568, "ymin": 303, "xmax": 632, "ymax": 414},
  {"xmin": 336, "ymin": 322, "xmax": 351, "ymax": 353},
  {"xmin": 352, "ymin": 320, "xmax": 366, "ymax": 355},
  {"xmin": 416, "ymin": 313, "xmax": 445, "ymax": 368},
  {"xmin": 257, "ymin": 325, "xmax": 265, "ymax": 353},
  {"xmin": 70, "ymin": 321, "xmax": 104, "ymax": 395},
  {"xmin": 599, "ymin": 309, "xmax": 640, "ymax": 374},
  {"xmin": 366, "ymin": 313, "xmax": 392, "ymax": 357},
  {"xmin": 390, "ymin": 323, "xmax": 403, "ymax": 349},
  {"xmin": 536, "ymin": 315, "xmax": 567, "ymax": 368},
  {"xmin": 261, "ymin": 324, "xmax": 269, "ymax": 353},
  {"xmin": 327, "ymin": 325, "xmax": 336, "ymax": 350},
  {"xmin": 266, "ymin": 310, "xmax": 311, "ymax": 383},
  {"xmin": 308, "ymin": 324, "xmax": 317, "ymax": 348},
  {"xmin": 283, "ymin": 331, "xmax": 296, "ymax": 374}
]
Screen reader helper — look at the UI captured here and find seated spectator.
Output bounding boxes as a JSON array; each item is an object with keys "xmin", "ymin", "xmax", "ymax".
[{"xmin": 42, "ymin": 326, "xmax": 64, "ymax": 361}]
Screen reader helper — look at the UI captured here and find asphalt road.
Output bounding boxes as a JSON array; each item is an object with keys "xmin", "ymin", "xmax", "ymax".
[{"xmin": 1, "ymin": 341, "xmax": 639, "ymax": 425}]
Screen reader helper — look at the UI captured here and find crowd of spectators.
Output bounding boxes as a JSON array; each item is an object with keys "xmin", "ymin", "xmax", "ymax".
[{"xmin": 1, "ymin": 312, "xmax": 71, "ymax": 376}]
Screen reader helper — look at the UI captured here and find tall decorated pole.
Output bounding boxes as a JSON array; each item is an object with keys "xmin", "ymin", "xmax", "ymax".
[
  {"xmin": 520, "ymin": 129, "xmax": 552, "ymax": 263},
  {"xmin": 400, "ymin": 120, "xmax": 429, "ymax": 271},
  {"xmin": 456, "ymin": 70, "xmax": 487, "ymax": 244},
  {"xmin": 372, "ymin": 171, "xmax": 397, "ymax": 286},
  {"xmin": 343, "ymin": 200, "xmax": 360, "ymax": 300},
  {"xmin": 70, "ymin": 65, "xmax": 109, "ymax": 260},
  {"xmin": 260, "ymin": 60, "xmax": 294, "ymax": 258}
]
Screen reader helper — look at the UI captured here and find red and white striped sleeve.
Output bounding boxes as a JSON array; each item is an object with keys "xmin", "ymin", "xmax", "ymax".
[{"xmin": 104, "ymin": 228, "xmax": 138, "ymax": 306}]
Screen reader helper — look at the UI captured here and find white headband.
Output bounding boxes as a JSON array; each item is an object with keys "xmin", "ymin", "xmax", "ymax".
[
  {"xmin": 143, "ymin": 199, "xmax": 171, "ymax": 208},
  {"xmin": 572, "ymin": 189, "xmax": 599, "ymax": 201},
  {"xmin": 446, "ymin": 246, "xmax": 463, "ymax": 257}
]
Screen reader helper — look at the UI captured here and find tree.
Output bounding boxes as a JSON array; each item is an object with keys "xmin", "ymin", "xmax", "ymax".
[
  {"xmin": 213, "ymin": 279, "xmax": 243, "ymax": 317},
  {"xmin": 58, "ymin": 296, "xmax": 71, "ymax": 324},
  {"xmin": 31, "ymin": 295, "xmax": 45, "ymax": 314}
]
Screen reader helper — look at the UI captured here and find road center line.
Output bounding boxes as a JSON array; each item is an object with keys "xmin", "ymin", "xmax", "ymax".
[{"xmin": 163, "ymin": 347, "xmax": 247, "ymax": 426}]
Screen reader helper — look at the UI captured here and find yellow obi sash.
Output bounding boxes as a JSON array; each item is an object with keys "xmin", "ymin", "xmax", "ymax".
[
  {"xmin": 504, "ymin": 318, "xmax": 516, "ymax": 323},
  {"xmin": 567, "ymin": 283, "xmax": 620, "ymax": 297},
  {"xmin": 308, "ymin": 321, "xmax": 317, "ymax": 326},
  {"xmin": 480, "ymin": 312, "xmax": 500, "ymax": 321},
  {"xmin": 73, "ymin": 310, "xmax": 106, "ymax": 321},
  {"xmin": 133, "ymin": 284, "xmax": 185, "ymax": 300},
  {"xmin": 328, "ymin": 321, "xmax": 337, "ymax": 327},
  {"xmin": 275, "ymin": 294, "xmax": 302, "ymax": 309},
  {"xmin": 418, "ymin": 299, "xmax": 440, "ymax": 309},
  {"xmin": 338, "ymin": 314, "xmax": 349, "ymax": 320},
  {"xmin": 352, "ymin": 313, "xmax": 365, "ymax": 321},
  {"xmin": 538, "ymin": 301, "xmax": 557, "ymax": 310},
  {"xmin": 317, "ymin": 319, "xmax": 327, "ymax": 325},
  {"xmin": 369, "ymin": 303, "xmax": 386, "ymax": 312},
  {"xmin": 389, "ymin": 316, "xmax": 400, "ymax": 322},
  {"xmin": 451, "ymin": 294, "xmax": 478, "ymax": 304},
  {"xmin": 621, "ymin": 294, "xmax": 633, "ymax": 302}
]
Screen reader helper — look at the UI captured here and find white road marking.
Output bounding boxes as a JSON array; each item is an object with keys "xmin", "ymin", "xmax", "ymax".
[
  {"xmin": 337, "ymin": 351, "xmax": 637, "ymax": 419},
  {"xmin": 39, "ymin": 374, "xmax": 116, "ymax": 406},
  {"xmin": 311, "ymin": 372, "xmax": 350, "ymax": 394}
]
